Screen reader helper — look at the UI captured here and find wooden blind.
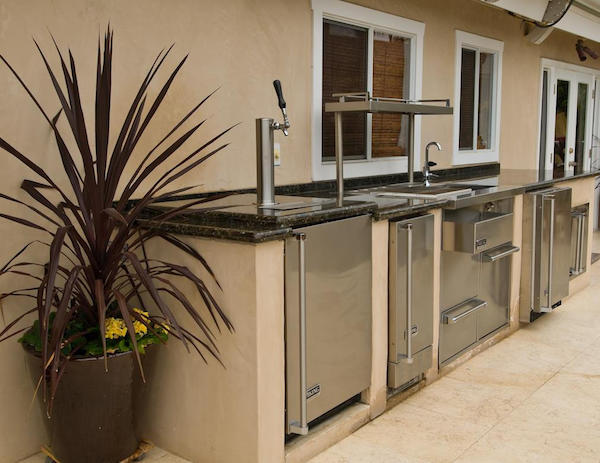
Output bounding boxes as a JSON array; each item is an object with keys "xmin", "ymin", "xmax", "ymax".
[
  {"xmin": 372, "ymin": 34, "xmax": 409, "ymax": 158},
  {"xmin": 459, "ymin": 48, "xmax": 476, "ymax": 150},
  {"xmin": 322, "ymin": 20, "xmax": 368, "ymax": 160}
]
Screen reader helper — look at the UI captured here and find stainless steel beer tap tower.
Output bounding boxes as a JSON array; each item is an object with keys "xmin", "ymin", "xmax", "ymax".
[{"xmin": 256, "ymin": 80, "xmax": 290, "ymax": 208}]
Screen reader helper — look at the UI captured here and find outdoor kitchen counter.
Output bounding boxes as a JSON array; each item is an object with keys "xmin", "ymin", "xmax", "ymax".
[{"xmin": 139, "ymin": 167, "xmax": 599, "ymax": 242}]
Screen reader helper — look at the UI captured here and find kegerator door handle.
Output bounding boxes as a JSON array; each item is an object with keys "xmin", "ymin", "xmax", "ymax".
[
  {"xmin": 543, "ymin": 195, "xmax": 555, "ymax": 310},
  {"xmin": 403, "ymin": 223, "xmax": 414, "ymax": 364},
  {"xmin": 288, "ymin": 233, "xmax": 309, "ymax": 436}
]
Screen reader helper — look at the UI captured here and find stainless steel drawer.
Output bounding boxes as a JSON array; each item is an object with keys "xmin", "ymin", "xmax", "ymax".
[
  {"xmin": 443, "ymin": 211, "xmax": 513, "ymax": 254},
  {"xmin": 478, "ymin": 244, "xmax": 518, "ymax": 339},
  {"xmin": 439, "ymin": 298, "xmax": 486, "ymax": 365}
]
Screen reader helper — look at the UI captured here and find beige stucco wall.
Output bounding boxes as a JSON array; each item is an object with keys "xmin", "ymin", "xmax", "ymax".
[
  {"xmin": 135, "ymin": 237, "xmax": 285, "ymax": 463},
  {"xmin": 0, "ymin": 0, "xmax": 599, "ymax": 461}
]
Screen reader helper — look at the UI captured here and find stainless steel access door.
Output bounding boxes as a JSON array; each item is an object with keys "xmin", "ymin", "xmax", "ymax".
[
  {"xmin": 285, "ymin": 215, "xmax": 372, "ymax": 435},
  {"xmin": 388, "ymin": 214, "xmax": 434, "ymax": 388},
  {"xmin": 528, "ymin": 187, "xmax": 572, "ymax": 313},
  {"xmin": 479, "ymin": 244, "xmax": 519, "ymax": 339}
]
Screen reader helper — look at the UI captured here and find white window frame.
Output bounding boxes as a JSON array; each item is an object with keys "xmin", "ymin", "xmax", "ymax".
[
  {"xmin": 453, "ymin": 31, "xmax": 503, "ymax": 165},
  {"xmin": 536, "ymin": 58, "xmax": 600, "ymax": 174},
  {"xmin": 311, "ymin": 0, "xmax": 425, "ymax": 181}
]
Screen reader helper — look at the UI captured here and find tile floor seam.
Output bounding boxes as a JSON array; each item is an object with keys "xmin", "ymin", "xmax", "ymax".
[{"xmin": 450, "ymin": 361, "xmax": 566, "ymax": 463}]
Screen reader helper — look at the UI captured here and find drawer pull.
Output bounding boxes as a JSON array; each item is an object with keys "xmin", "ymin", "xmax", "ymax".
[
  {"xmin": 482, "ymin": 245, "xmax": 520, "ymax": 262},
  {"xmin": 443, "ymin": 299, "xmax": 487, "ymax": 324}
]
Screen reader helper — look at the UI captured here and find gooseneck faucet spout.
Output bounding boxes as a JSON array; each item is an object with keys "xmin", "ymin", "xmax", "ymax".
[
  {"xmin": 423, "ymin": 141, "xmax": 441, "ymax": 187},
  {"xmin": 256, "ymin": 80, "xmax": 291, "ymax": 208}
]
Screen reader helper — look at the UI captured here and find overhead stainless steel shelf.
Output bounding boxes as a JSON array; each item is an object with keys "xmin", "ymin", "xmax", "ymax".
[
  {"xmin": 324, "ymin": 98, "xmax": 453, "ymax": 115},
  {"xmin": 324, "ymin": 92, "xmax": 454, "ymax": 204}
]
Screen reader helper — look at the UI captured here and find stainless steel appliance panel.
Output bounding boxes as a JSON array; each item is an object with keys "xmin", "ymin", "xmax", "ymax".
[
  {"xmin": 570, "ymin": 204, "xmax": 588, "ymax": 277},
  {"xmin": 285, "ymin": 215, "xmax": 372, "ymax": 434},
  {"xmin": 479, "ymin": 244, "xmax": 519, "ymax": 339},
  {"xmin": 440, "ymin": 250, "xmax": 479, "ymax": 310},
  {"xmin": 440, "ymin": 298, "xmax": 486, "ymax": 365},
  {"xmin": 442, "ymin": 210, "xmax": 513, "ymax": 254},
  {"xmin": 388, "ymin": 214, "xmax": 434, "ymax": 388},
  {"xmin": 520, "ymin": 187, "xmax": 571, "ymax": 321}
]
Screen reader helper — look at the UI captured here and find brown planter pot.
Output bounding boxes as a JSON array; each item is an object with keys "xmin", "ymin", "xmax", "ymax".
[{"xmin": 25, "ymin": 348, "xmax": 139, "ymax": 463}]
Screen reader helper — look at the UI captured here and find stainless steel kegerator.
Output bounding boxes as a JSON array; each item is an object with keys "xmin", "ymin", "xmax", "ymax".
[
  {"xmin": 520, "ymin": 187, "xmax": 572, "ymax": 322},
  {"xmin": 285, "ymin": 215, "xmax": 372, "ymax": 435}
]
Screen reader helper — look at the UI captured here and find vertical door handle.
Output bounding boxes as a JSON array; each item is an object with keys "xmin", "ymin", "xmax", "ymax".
[
  {"xmin": 577, "ymin": 212, "xmax": 586, "ymax": 273},
  {"xmin": 543, "ymin": 195, "xmax": 555, "ymax": 309},
  {"xmin": 289, "ymin": 232, "xmax": 308, "ymax": 435},
  {"xmin": 404, "ymin": 223, "xmax": 413, "ymax": 364}
]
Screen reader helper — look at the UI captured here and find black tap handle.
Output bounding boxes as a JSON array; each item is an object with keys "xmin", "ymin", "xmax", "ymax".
[
  {"xmin": 273, "ymin": 80, "xmax": 286, "ymax": 109},
  {"xmin": 428, "ymin": 161, "xmax": 437, "ymax": 167}
]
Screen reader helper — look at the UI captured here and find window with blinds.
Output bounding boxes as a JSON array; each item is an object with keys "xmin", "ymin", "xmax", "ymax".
[{"xmin": 321, "ymin": 19, "xmax": 412, "ymax": 162}]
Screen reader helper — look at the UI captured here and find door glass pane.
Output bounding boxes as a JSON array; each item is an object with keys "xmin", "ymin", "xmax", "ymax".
[
  {"xmin": 553, "ymin": 79, "xmax": 569, "ymax": 179},
  {"xmin": 477, "ymin": 52, "xmax": 494, "ymax": 150},
  {"xmin": 459, "ymin": 48, "xmax": 476, "ymax": 150},
  {"xmin": 322, "ymin": 20, "xmax": 368, "ymax": 161},
  {"xmin": 372, "ymin": 32, "xmax": 411, "ymax": 158},
  {"xmin": 574, "ymin": 82, "xmax": 588, "ymax": 174},
  {"xmin": 539, "ymin": 70, "xmax": 549, "ymax": 172}
]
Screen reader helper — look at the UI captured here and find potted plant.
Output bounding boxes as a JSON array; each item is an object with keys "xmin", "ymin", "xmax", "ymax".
[{"xmin": 0, "ymin": 27, "xmax": 234, "ymax": 463}]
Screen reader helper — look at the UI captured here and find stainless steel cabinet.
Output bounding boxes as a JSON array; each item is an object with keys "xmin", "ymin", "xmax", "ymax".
[
  {"xmin": 285, "ymin": 215, "xmax": 372, "ymax": 435},
  {"xmin": 520, "ymin": 187, "xmax": 572, "ymax": 322},
  {"xmin": 570, "ymin": 204, "xmax": 588, "ymax": 278},
  {"xmin": 440, "ymin": 199, "xmax": 517, "ymax": 366},
  {"xmin": 388, "ymin": 214, "xmax": 434, "ymax": 389},
  {"xmin": 479, "ymin": 244, "xmax": 515, "ymax": 338}
]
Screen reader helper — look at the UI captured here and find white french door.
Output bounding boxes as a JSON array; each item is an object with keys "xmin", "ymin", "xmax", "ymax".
[{"xmin": 540, "ymin": 66, "xmax": 595, "ymax": 177}]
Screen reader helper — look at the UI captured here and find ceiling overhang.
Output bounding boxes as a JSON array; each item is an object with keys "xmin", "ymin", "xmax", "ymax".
[{"xmin": 482, "ymin": 0, "xmax": 600, "ymax": 43}]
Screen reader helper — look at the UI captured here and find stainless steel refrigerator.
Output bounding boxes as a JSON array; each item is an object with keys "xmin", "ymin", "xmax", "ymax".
[
  {"xmin": 520, "ymin": 187, "xmax": 572, "ymax": 322},
  {"xmin": 285, "ymin": 215, "xmax": 372, "ymax": 435}
]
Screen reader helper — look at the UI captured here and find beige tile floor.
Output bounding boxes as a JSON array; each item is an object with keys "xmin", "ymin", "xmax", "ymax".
[
  {"xmin": 20, "ymin": 446, "xmax": 190, "ymax": 463},
  {"xmin": 310, "ymin": 233, "xmax": 600, "ymax": 463}
]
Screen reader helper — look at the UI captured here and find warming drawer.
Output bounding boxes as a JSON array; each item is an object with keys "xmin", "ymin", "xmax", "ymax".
[
  {"xmin": 440, "ymin": 298, "xmax": 486, "ymax": 365},
  {"xmin": 442, "ymin": 210, "xmax": 513, "ymax": 254}
]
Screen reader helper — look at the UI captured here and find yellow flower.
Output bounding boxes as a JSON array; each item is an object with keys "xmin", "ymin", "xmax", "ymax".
[
  {"xmin": 105, "ymin": 317, "xmax": 127, "ymax": 339},
  {"xmin": 133, "ymin": 308, "xmax": 149, "ymax": 320},
  {"xmin": 132, "ymin": 308, "xmax": 149, "ymax": 336},
  {"xmin": 133, "ymin": 319, "xmax": 148, "ymax": 336}
]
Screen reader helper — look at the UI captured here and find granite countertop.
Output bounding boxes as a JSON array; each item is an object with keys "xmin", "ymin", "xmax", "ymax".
[{"xmin": 139, "ymin": 165, "xmax": 599, "ymax": 243}]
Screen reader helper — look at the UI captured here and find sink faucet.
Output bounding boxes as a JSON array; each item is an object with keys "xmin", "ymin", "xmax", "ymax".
[
  {"xmin": 423, "ymin": 142, "xmax": 441, "ymax": 187},
  {"xmin": 256, "ymin": 80, "xmax": 291, "ymax": 207}
]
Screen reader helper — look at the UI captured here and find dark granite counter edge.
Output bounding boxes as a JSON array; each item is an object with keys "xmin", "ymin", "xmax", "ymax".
[
  {"xmin": 138, "ymin": 166, "xmax": 599, "ymax": 243},
  {"xmin": 138, "ymin": 218, "xmax": 292, "ymax": 244},
  {"xmin": 522, "ymin": 170, "xmax": 600, "ymax": 190}
]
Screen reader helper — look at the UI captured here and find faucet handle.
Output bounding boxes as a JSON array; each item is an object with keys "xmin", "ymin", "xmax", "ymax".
[
  {"xmin": 428, "ymin": 161, "xmax": 437, "ymax": 167},
  {"xmin": 273, "ymin": 80, "xmax": 286, "ymax": 110}
]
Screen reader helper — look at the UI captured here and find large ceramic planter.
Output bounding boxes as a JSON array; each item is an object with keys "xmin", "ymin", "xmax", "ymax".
[{"xmin": 25, "ymin": 347, "xmax": 139, "ymax": 463}]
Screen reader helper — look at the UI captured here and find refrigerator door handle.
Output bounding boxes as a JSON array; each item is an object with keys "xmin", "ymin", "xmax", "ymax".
[
  {"xmin": 288, "ymin": 232, "xmax": 309, "ymax": 436},
  {"xmin": 403, "ymin": 223, "xmax": 414, "ymax": 364},
  {"xmin": 543, "ymin": 195, "xmax": 555, "ymax": 310}
]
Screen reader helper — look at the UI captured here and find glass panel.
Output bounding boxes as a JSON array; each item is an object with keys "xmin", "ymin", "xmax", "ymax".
[
  {"xmin": 574, "ymin": 82, "xmax": 588, "ymax": 174},
  {"xmin": 371, "ymin": 32, "xmax": 411, "ymax": 158},
  {"xmin": 553, "ymin": 79, "xmax": 569, "ymax": 178},
  {"xmin": 538, "ymin": 70, "xmax": 549, "ymax": 173},
  {"xmin": 477, "ymin": 52, "xmax": 494, "ymax": 150},
  {"xmin": 322, "ymin": 20, "xmax": 368, "ymax": 161},
  {"xmin": 459, "ymin": 48, "xmax": 476, "ymax": 150}
]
